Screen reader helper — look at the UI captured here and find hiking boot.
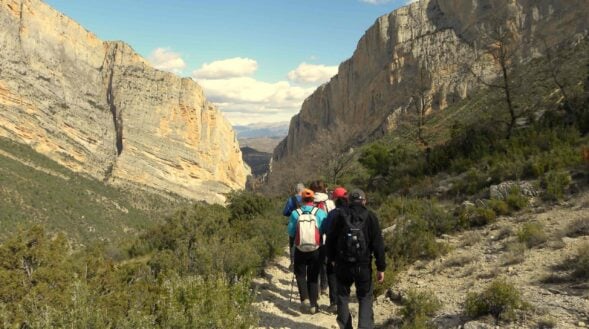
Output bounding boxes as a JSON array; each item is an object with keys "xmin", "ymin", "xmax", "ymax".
[
  {"xmin": 309, "ymin": 306, "xmax": 318, "ymax": 315},
  {"xmin": 300, "ymin": 300, "xmax": 310, "ymax": 313},
  {"xmin": 327, "ymin": 304, "xmax": 337, "ymax": 314}
]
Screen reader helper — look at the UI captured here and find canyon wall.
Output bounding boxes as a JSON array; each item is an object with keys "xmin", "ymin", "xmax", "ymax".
[
  {"xmin": 271, "ymin": 0, "xmax": 589, "ymax": 182},
  {"xmin": 0, "ymin": 0, "xmax": 249, "ymax": 203}
]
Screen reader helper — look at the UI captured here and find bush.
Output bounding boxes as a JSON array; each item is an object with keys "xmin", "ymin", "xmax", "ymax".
[
  {"xmin": 572, "ymin": 243, "xmax": 589, "ymax": 280},
  {"xmin": 505, "ymin": 187, "xmax": 529, "ymax": 211},
  {"xmin": 541, "ymin": 170, "xmax": 572, "ymax": 201},
  {"xmin": 401, "ymin": 289, "xmax": 441, "ymax": 329},
  {"xmin": 226, "ymin": 191, "xmax": 272, "ymax": 222},
  {"xmin": 464, "ymin": 278, "xmax": 526, "ymax": 321},
  {"xmin": 488, "ymin": 199, "xmax": 510, "ymax": 216},
  {"xmin": 517, "ymin": 222, "xmax": 548, "ymax": 248},
  {"xmin": 458, "ymin": 206, "xmax": 496, "ymax": 228},
  {"xmin": 377, "ymin": 197, "xmax": 457, "ymax": 235},
  {"xmin": 385, "ymin": 215, "xmax": 448, "ymax": 265},
  {"xmin": 564, "ymin": 218, "xmax": 589, "ymax": 237}
]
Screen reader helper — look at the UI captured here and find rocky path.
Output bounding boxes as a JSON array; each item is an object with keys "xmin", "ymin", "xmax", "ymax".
[{"xmin": 253, "ymin": 248, "xmax": 397, "ymax": 329}]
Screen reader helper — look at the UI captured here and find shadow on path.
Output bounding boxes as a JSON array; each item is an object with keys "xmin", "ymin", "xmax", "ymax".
[{"xmin": 257, "ymin": 311, "xmax": 327, "ymax": 329}]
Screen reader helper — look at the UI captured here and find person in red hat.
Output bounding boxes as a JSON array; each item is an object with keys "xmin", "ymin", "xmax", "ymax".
[{"xmin": 321, "ymin": 186, "xmax": 349, "ymax": 313}]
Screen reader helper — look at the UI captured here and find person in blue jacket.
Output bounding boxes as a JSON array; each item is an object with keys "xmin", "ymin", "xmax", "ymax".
[
  {"xmin": 283, "ymin": 182, "xmax": 305, "ymax": 217},
  {"xmin": 284, "ymin": 182, "xmax": 305, "ymax": 268},
  {"xmin": 288, "ymin": 188, "xmax": 327, "ymax": 315}
]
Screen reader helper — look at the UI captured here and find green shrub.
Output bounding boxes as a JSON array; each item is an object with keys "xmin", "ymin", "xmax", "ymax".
[
  {"xmin": 464, "ymin": 278, "xmax": 526, "ymax": 321},
  {"xmin": 488, "ymin": 199, "xmax": 510, "ymax": 216},
  {"xmin": 541, "ymin": 170, "xmax": 572, "ymax": 201},
  {"xmin": 505, "ymin": 187, "xmax": 529, "ymax": 211},
  {"xmin": 564, "ymin": 218, "xmax": 589, "ymax": 237},
  {"xmin": 385, "ymin": 215, "xmax": 448, "ymax": 264},
  {"xmin": 401, "ymin": 289, "xmax": 441, "ymax": 329},
  {"xmin": 537, "ymin": 317, "xmax": 557, "ymax": 329},
  {"xmin": 572, "ymin": 243, "xmax": 589, "ymax": 280},
  {"xmin": 377, "ymin": 197, "xmax": 457, "ymax": 235},
  {"xmin": 517, "ymin": 222, "xmax": 548, "ymax": 248},
  {"xmin": 458, "ymin": 206, "xmax": 497, "ymax": 228},
  {"xmin": 226, "ymin": 191, "xmax": 272, "ymax": 222}
]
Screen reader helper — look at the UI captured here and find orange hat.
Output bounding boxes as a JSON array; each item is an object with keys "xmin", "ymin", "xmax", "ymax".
[
  {"xmin": 332, "ymin": 187, "xmax": 348, "ymax": 200},
  {"xmin": 302, "ymin": 188, "xmax": 315, "ymax": 199}
]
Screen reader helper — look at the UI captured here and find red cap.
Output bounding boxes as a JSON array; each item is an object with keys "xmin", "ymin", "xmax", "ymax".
[{"xmin": 332, "ymin": 187, "xmax": 347, "ymax": 200}]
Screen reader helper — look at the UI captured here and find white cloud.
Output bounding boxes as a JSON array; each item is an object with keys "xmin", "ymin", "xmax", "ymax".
[
  {"xmin": 406, "ymin": 0, "xmax": 419, "ymax": 4},
  {"xmin": 287, "ymin": 62, "xmax": 338, "ymax": 84},
  {"xmin": 192, "ymin": 57, "xmax": 258, "ymax": 79},
  {"xmin": 192, "ymin": 59, "xmax": 339, "ymax": 125},
  {"xmin": 194, "ymin": 75, "xmax": 316, "ymax": 125},
  {"xmin": 148, "ymin": 48, "xmax": 186, "ymax": 74}
]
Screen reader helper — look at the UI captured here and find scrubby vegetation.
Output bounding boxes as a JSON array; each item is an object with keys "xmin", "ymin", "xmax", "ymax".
[
  {"xmin": 400, "ymin": 289, "xmax": 441, "ymax": 329},
  {"xmin": 465, "ymin": 279, "xmax": 527, "ymax": 322},
  {"xmin": 517, "ymin": 222, "xmax": 548, "ymax": 248},
  {"xmin": 0, "ymin": 137, "xmax": 186, "ymax": 242},
  {"xmin": 0, "ymin": 192, "xmax": 283, "ymax": 328}
]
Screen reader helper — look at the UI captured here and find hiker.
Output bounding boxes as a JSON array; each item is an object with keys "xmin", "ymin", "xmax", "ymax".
[
  {"xmin": 283, "ymin": 182, "xmax": 305, "ymax": 217},
  {"xmin": 288, "ymin": 188, "xmax": 327, "ymax": 314},
  {"xmin": 310, "ymin": 180, "xmax": 335, "ymax": 297},
  {"xmin": 284, "ymin": 182, "xmax": 305, "ymax": 268},
  {"xmin": 321, "ymin": 186, "xmax": 349, "ymax": 313},
  {"xmin": 326, "ymin": 189, "xmax": 386, "ymax": 329}
]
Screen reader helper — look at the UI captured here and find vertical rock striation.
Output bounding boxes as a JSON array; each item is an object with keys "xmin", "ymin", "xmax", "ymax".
[
  {"xmin": 271, "ymin": 0, "xmax": 589, "ymax": 176},
  {"xmin": 0, "ymin": 0, "xmax": 249, "ymax": 203}
]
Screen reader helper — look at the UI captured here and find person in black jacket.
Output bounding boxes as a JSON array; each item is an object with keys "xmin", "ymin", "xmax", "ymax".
[{"xmin": 326, "ymin": 189, "xmax": 386, "ymax": 329}]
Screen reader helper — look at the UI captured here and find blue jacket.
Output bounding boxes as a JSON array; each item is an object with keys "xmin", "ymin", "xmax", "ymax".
[
  {"xmin": 282, "ymin": 194, "xmax": 302, "ymax": 217},
  {"xmin": 288, "ymin": 204, "xmax": 327, "ymax": 238}
]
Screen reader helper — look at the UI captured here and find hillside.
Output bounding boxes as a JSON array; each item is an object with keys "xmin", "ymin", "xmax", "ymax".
[{"xmin": 0, "ymin": 136, "xmax": 186, "ymax": 243}]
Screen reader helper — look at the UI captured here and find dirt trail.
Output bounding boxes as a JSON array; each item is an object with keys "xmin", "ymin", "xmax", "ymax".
[{"xmin": 253, "ymin": 248, "xmax": 397, "ymax": 329}]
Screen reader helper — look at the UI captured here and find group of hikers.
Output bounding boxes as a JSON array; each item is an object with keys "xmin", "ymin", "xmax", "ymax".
[{"xmin": 282, "ymin": 180, "xmax": 386, "ymax": 329}]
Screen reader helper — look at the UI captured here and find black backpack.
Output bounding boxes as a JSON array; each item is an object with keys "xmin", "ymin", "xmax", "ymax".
[{"xmin": 337, "ymin": 209, "xmax": 368, "ymax": 263}]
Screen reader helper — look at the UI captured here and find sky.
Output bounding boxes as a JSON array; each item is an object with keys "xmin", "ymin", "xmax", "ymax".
[{"xmin": 45, "ymin": 0, "xmax": 414, "ymax": 126}]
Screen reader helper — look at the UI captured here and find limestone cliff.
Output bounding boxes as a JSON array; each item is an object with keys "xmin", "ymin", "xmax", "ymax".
[
  {"xmin": 0, "ymin": 0, "xmax": 249, "ymax": 204},
  {"xmin": 272, "ymin": 0, "xmax": 589, "ymax": 175}
]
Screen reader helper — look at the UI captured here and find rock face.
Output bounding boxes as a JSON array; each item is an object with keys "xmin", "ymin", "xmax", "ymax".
[
  {"xmin": 0, "ymin": 0, "xmax": 249, "ymax": 203},
  {"xmin": 271, "ymin": 0, "xmax": 589, "ymax": 175}
]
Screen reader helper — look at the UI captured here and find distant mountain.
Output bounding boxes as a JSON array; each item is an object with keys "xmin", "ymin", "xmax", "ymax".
[{"xmin": 233, "ymin": 122, "xmax": 289, "ymax": 139}]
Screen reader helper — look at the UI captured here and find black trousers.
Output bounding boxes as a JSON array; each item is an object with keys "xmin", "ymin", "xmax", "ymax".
[
  {"xmin": 319, "ymin": 245, "xmax": 329, "ymax": 291},
  {"xmin": 335, "ymin": 263, "xmax": 374, "ymax": 329},
  {"xmin": 294, "ymin": 248, "xmax": 321, "ymax": 307},
  {"xmin": 326, "ymin": 260, "xmax": 338, "ymax": 306}
]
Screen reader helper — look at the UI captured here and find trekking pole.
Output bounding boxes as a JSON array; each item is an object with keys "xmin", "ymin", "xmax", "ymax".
[{"xmin": 289, "ymin": 273, "xmax": 295, "ymax": 303}]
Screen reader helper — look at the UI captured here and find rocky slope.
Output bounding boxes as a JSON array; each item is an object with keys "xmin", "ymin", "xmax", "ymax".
[
  {"xmin": 0, "ymin": 0, "xmax": 248, "ymax": 203},
  {"xmin": 390, "ymin": 191, "xmax": 589, "ymax": 328},
  {"xmin": 271, "ymin": 0, "xmax": 589, "ymax": 180}
]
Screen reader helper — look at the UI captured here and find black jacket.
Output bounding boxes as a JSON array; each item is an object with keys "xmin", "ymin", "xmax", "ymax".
[{"xmin": 326, "ymin": 203, "xmax": 386, "ymax": 272}]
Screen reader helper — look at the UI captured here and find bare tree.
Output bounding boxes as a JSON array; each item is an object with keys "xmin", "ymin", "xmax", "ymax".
[
  {"xmin": 469, "ymin": 15, "xmax": 521, "ymax": 138},
  {"xmin": 403, "ymin": 61, "xmax": 433, "ymax": 147},
  {"xmin": 321, "ymin": 146, "xmax": 356, "ymax": 186}
]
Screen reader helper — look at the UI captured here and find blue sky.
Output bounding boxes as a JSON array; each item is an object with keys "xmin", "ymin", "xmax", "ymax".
[{"xmin": 45, "ymin": 0, "xmax": 413, "ymax": 125}]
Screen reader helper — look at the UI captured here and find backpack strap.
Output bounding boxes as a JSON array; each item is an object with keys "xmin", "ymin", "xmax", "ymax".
[
  {"xmin": 310, "ymin": 207, "xmax": 319, "ymax": 216},
  {"xmin": 295, "ymin": 208, "xmax": 303, "ymax": 216},
  {"xmin": 291, "ymin": 195, "xmax": 300, "ymax": 209}
]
